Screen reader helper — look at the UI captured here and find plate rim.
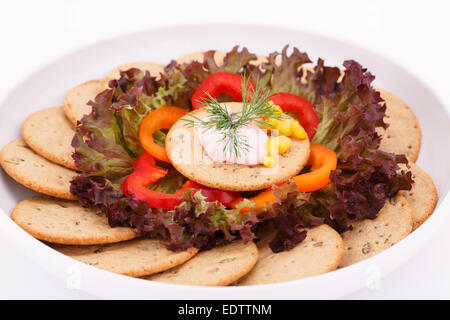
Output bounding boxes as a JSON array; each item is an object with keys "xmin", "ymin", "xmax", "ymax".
[{"xmin": 0, "ymin": 22, "xmax": 449, "ymax": 299}]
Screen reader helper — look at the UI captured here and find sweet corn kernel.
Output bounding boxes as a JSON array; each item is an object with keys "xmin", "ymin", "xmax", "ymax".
[
  {"xmin": 263, "ymin": 101, "xmax": 284, "ymax": 121},
  {"xmin": 266, "ymin": 138, "xmax": 279, "ymax": 156},
  {"xmin": 277, "ymin": 120, "xmax": 292, "ymax": 136},
  {"xmin": 277, "ymin": 136, "xmax": 292, "ymax": 154},
  {"xmin": 263, "ymin": 155, "xmax": 276, "ymax": 167},
  {"xmin": 291, "ymin": 120, "xmax": 307, "ymax": 140},
  {"xmin": 272, "ymin": 104, "xmax": 283, "ymax": 115},
  {"xmin": 266, "ymin": 136, "xmax": 292, "ymax": 156},
  {"xmin": 263, "ymin": 101, "xmax": 276, "ymax": 118},
  {"xmin": 262, "ymin": 117, "xmax": 279, "ymax": 130}
]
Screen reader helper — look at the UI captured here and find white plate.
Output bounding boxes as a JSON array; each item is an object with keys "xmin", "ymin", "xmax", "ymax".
[{"xmin": 0, "ymin": 24, "xmax": 449, "ymax": 299}]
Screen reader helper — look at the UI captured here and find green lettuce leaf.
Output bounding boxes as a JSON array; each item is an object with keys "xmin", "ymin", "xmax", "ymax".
[{"xmin": 72, "ymin": 89, "xmax": 134, "ymax": 181}]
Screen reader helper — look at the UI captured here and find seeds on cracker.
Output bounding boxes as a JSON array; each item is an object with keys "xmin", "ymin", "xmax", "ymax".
[
  {"xmin": 377, "ymin": 89, "xmax": 421, "ymax": 162},
  {"xmin": 11, "ymin": 195, "xmax": 136, "ymax": 245},
  {"xmin": 166, "ymin": 102, "xmax": 311, "ymax": 191},
  {"xmin": 236, "ymin": 225, "xmax": 344, "ymax": 285},
  {"xmin": 63, "ymin": 80, "xmax": 103, "ymax": 125},
  {"xmin": 339, "ymin": 195, "xmax": 413, "ymax": 267},
  {"xmin": 400, "ymin": 163, "xmax": 437, "ymax": 229},
  {"xmin": 53, "ymin": 239, "xmax": 198, "ymax": 277},
  {"xmin": 22, "ymin": 106, "xmax": 76, "ymax": 170},
  {"xmin": 146, "ymin": 241, "xmax": 258, "ymax": 286},
  {"xmin": 0, "ymin": 139, "xmax": 77, "ymax": 200}
]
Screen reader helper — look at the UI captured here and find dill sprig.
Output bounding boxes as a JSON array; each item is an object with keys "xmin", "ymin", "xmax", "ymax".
[{"xmin": 182, "ymin": 75, "xmax": 282, "ymax": 157}]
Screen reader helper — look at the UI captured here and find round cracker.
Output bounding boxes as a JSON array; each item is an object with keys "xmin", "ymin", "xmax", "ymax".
[
  {"xmin": 102, "ymin": 62, "xmax": 165, "ymax": 88},
  {"xmin": 63, "ymin": 80, "xmax": 103, "ymax": 125},
  {"xmin": 166, "ymin": 102, "xmax": 310, "ymax": 191},
  {"xmin": 400, "ymin": 163, "xmax": 437, "ymax": 229},
  {"xmin": 0, "ymin": 139, "xmax": 76, "ymax": 200},
  {"xmin": 22, "ymin": 106, "xmax": 76, "ymax": 170},
  {"xmin": 53, "ymin": 239, "xmax": 198, "ymax": 277},
  {"xmin": 146, "ymin": 241, "xmax": 258, "ymax": 286},
  {"xmin": 377, "ymin": 89, "xmax": 421, "ymax": 162},
  {"xmin": 236, "ymin": 225, "xmax": 344, "ymax": 285},
  {"xmin": 11, "ymin": 195, "xmax": 136, "ymax": 245},
  {"xmin": 339, "ymin": 195, "xmax": 413, "ymax": 267}
]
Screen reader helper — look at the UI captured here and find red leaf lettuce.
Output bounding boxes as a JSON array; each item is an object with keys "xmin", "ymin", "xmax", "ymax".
[{"xmin": 70, "ymin": 45, "xmax": 412, "ymax": 252}]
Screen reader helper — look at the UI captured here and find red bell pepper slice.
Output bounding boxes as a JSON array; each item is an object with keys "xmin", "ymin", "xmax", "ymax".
[
  {"xmin": 122, "ymin": 152, "xmax": 240, "ymax": 209},
  {"xmin": 191, "ymin": 72, "xmax": 256, "ymax": 109},
  {"xmin": 181, "ymin": 180, "xmax": 241, "ymax": 207},
  {"xmin": 191, "ymin": 72, "xmax": 319, "ymax": 139},
  {"xmin": 268, "ymin": 92, "xmax": 320, "ymax": 140}
]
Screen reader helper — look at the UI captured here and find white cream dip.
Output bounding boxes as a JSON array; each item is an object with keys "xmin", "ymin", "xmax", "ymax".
[{"xmin": 195, "ymin": 104, "xmax": 269, "ymax": 165}]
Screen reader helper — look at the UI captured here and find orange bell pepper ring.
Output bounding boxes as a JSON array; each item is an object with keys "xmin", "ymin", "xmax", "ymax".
[
  {"xmin": 139, "ymin": 106, "xmax": 188, "ymax": 162},
  {"xmin": 232, "ymin": 144, "xmax": 337, "ymax": 209}
]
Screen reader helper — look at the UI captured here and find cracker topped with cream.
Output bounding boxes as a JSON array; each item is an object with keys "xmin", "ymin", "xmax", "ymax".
[{"xmin": 166, "ymin": 102, "xmax": 310, "ymax": 191}]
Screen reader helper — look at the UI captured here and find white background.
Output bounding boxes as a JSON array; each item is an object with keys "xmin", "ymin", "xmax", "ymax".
[{"xmin": 0, "ymin": 0, "xmax": 449, "ymax": 299}]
